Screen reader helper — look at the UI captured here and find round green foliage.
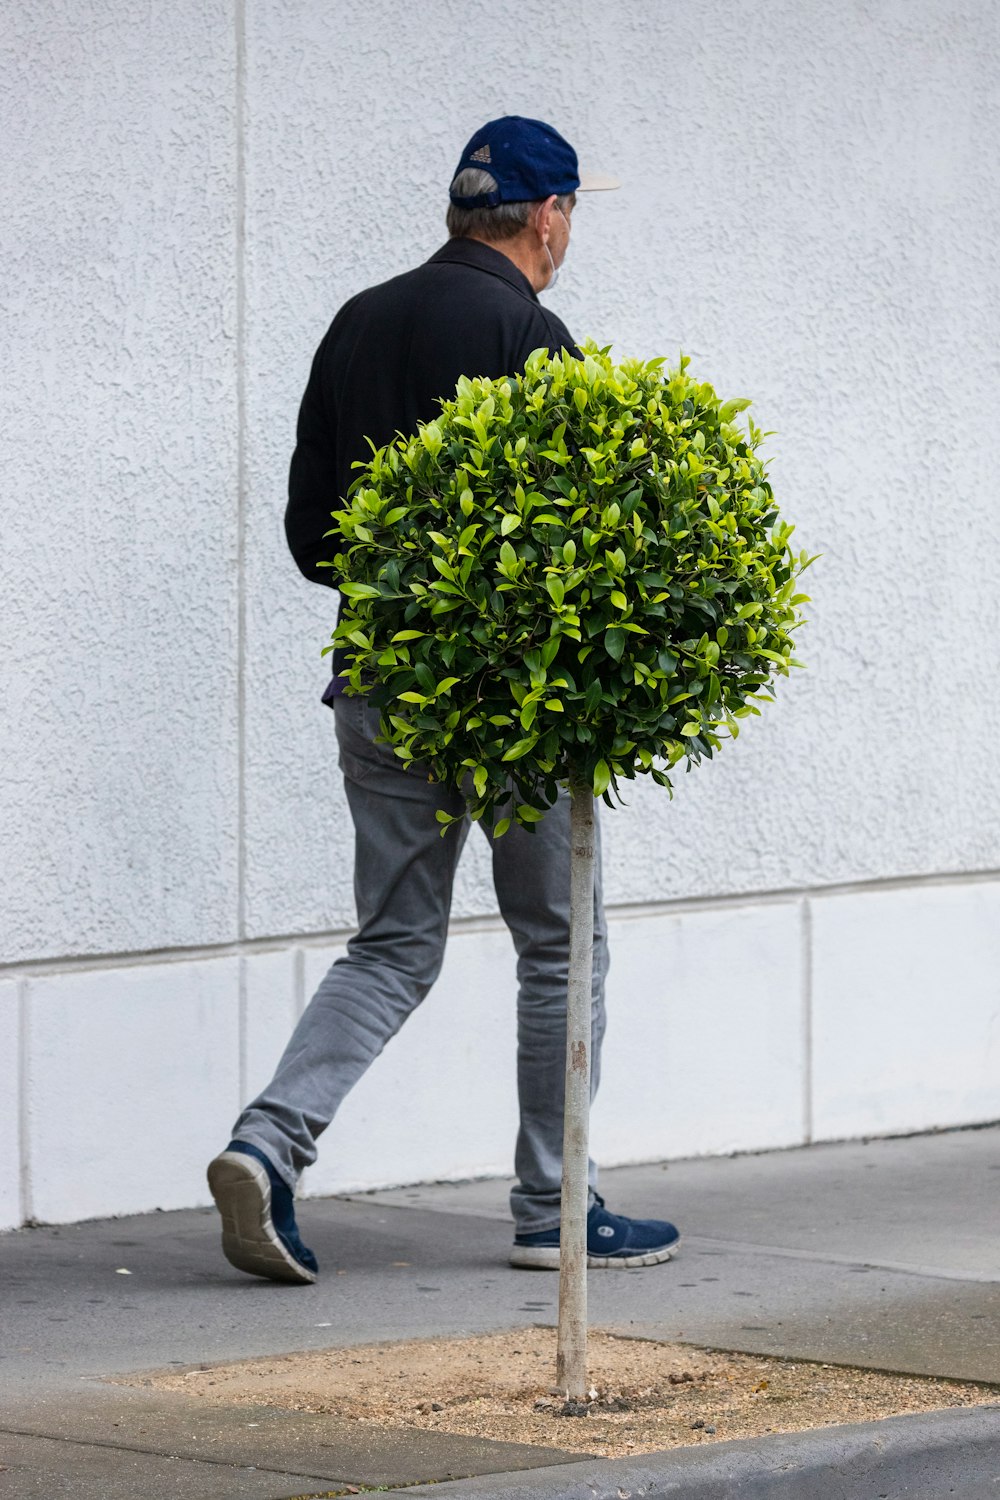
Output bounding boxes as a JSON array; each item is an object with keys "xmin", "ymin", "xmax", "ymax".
[{"xmin": 326, "ymin": 343, "xmax": 811, "ymax": 834}]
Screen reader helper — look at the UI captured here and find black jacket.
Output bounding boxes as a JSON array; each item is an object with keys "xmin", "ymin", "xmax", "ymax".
[{"xmin": 285, "ymin": 237, "xmax": 580, "ymax": 586}]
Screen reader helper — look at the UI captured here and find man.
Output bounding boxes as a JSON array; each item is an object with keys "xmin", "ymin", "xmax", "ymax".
[{"xmin": 207, "ymin": 117, "xmax": 680, "ymax": 1285}]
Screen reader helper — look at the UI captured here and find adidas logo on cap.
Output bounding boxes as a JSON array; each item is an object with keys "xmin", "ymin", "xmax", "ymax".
[{"xmin": 470, "ymin": 143, "xmax": 492, "ymax": 164}]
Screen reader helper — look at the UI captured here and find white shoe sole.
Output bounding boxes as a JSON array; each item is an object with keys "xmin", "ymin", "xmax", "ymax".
[
  {"xmin": 207, "ymin": 1151, "xmax": 317, "ymax": 1285},
  {"xmin": 509, "ymin": 1238, "xmax": 681, "ymax": 1270}
]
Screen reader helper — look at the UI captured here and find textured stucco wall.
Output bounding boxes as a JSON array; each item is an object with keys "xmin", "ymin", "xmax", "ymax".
[
  {"xmin": 2, "ymin": 1, "xmax": 999, "ymax": 1229},
  {"xmin": 2, "ymin": 0, "xmax": 239, "ymax": 962},
  {"xmin": 241, "ymin": 0, "xmax": 1000, "ymax": 937}
]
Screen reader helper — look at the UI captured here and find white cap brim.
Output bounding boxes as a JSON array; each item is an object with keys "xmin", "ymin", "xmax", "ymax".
[{"xmin": 578, "ymin": 170, "xmax": 621, "ymax": 191}]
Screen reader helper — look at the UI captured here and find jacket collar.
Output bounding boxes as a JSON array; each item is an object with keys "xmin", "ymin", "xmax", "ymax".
[{"xmin": 427, "ymin": 238, "xmax": 539, "ymax": 302}]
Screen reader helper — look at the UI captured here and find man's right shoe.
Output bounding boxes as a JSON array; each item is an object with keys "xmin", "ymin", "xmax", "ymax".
[
  {"xmin": 510, "ymin": 1194, "xmax": 680, "ymax": 1269},
  {"xmin": 207, "ymin": 1141, "xmax": 318, "ymax": 1285}
]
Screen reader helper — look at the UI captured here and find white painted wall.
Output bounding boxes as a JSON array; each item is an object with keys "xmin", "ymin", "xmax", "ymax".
[{"xmin": 2, "ymin": 1, "xmax": 998, "ymax": 1228}]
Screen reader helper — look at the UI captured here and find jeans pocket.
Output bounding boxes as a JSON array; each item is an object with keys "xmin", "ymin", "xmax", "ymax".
[
  {"xmin": 335, "ymin": 697, "xmax": 376, "ymax": 783},
  {"xmin": 335, "ymin": 696, "xmax": 408, "ymax": 783}
]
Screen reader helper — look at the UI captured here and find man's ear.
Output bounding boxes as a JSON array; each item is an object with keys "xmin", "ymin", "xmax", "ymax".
[{"xmin": 534, "ymin": 194, "xmax": 558, "ymax": 242}]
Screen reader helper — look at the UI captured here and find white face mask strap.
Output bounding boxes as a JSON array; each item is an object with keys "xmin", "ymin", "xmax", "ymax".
[
  {"xmin": 544, "ymin": 242, "xmax": 559, "ymax": 289},
  {"xmin": 537, "ymin": 201, "xmax": 565, "ymax": 291}
]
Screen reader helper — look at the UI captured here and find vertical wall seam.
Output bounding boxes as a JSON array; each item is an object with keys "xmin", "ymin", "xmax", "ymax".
[
  {"xmin": 237, "ymin": 953, "xmax": 248, "ymax": 1109},
  {"xmin": 802, "ymin": 896, "xmax": 814, "ymax": 1145},
  {"xmin": 235, "ymin": 0, "xmax": 247, "ymax": 943},
  {"xmin": 18, "ymin": 979, "xmax": 33, "ymax": 1225},
  {"xmin": 293, "ymin": 946, "xmax": 306, "ymax": 1019}
]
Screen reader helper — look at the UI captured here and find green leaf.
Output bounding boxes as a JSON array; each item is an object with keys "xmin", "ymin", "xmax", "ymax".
[
  {"xmin": 605, "ymin": 626, "xmax": 626, "ymax": 660},
  {"xmin": 592, "ymin": 760, "xmax": 611, "ymax": 796},
  {"xmin": 517, "ymin": 804, "xmax": 546, "ymax": 823},
  {"xmin": 502, "ymin": 737, "xmax": 539, "ymax": 761},
  {"xmin": 339, "ymin": 582, "xmax": 382, "ymax": 599},
  {"xmin": 540, "ymin": 636, "xmax": 561, "ymax": 668}
]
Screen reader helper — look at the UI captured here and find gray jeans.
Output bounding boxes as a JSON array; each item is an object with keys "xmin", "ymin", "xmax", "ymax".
[{"xmin": 233, "ymin": 694, "xmax": 609, "ymax": 1233}]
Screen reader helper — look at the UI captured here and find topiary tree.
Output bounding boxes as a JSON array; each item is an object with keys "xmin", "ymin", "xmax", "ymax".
[{"xmin": 325, "ymin": 342, "xmax": 812, "ymax": 1401}]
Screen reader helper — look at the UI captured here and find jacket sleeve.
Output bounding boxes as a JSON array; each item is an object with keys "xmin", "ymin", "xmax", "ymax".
[{"xmin": 284, "ymin": 331, "xmax": 342, "ymax": 588}]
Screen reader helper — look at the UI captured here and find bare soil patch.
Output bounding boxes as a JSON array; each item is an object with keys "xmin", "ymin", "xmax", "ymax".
[{"xmin": 138, "ymin": 1327, "xmax": 997, "ymax": 1459}]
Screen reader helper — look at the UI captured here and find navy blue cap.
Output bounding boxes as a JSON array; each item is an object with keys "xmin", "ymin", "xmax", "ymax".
[{"xmin": 450, "ymin": 116, "xmax": 581, "ymax": 207}]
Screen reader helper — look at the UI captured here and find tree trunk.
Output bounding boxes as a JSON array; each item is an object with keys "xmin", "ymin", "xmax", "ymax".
[{"xmin": 556, "ymin": 780, "xmax": 595, "ymax": 1402}]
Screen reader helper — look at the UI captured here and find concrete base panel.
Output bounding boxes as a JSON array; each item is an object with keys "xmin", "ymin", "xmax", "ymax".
[{"xmin": 4, "ymin": 879, "xmax": 999, "ymax": 1230}]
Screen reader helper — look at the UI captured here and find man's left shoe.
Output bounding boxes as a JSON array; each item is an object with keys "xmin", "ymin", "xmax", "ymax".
[
  {"xmin": 509, "ymin": 1194, "xmax": 680, "ymax": 1269},
  {"xmin": 207, "ymin": 1140, "xmax": 318, "ymax": 1285}
]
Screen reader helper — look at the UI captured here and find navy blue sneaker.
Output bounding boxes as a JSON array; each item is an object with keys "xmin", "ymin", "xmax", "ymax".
[
  {"xmin": 510, "ymin": 1194, "xmax": 680, "ymax": 1269},
  {"xmin": 207, "ymin": 1141, "xmax": 318, "ymax": 1285}
]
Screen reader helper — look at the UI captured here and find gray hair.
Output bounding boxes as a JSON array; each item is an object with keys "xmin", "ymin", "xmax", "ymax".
[{"xmin": 446, "ymin": 168, "xmax": 575, "ymax": 243}]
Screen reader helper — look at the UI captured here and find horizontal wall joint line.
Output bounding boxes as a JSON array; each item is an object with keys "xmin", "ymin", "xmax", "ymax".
[{"xmin": 3, "ymin": 864, "xmax": 998, "ymax": 980}]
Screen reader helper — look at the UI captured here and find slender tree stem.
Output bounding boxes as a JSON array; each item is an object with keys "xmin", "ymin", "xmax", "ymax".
[{"xmin": 556, "ymin": 780, "xmax": 595, "ymax": 1402}]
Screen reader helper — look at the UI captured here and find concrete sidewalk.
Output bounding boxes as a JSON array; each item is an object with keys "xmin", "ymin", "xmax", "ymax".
[{"xmin": 2, "ymin": 1126, "xmax": 998, "ymax": 1497}]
